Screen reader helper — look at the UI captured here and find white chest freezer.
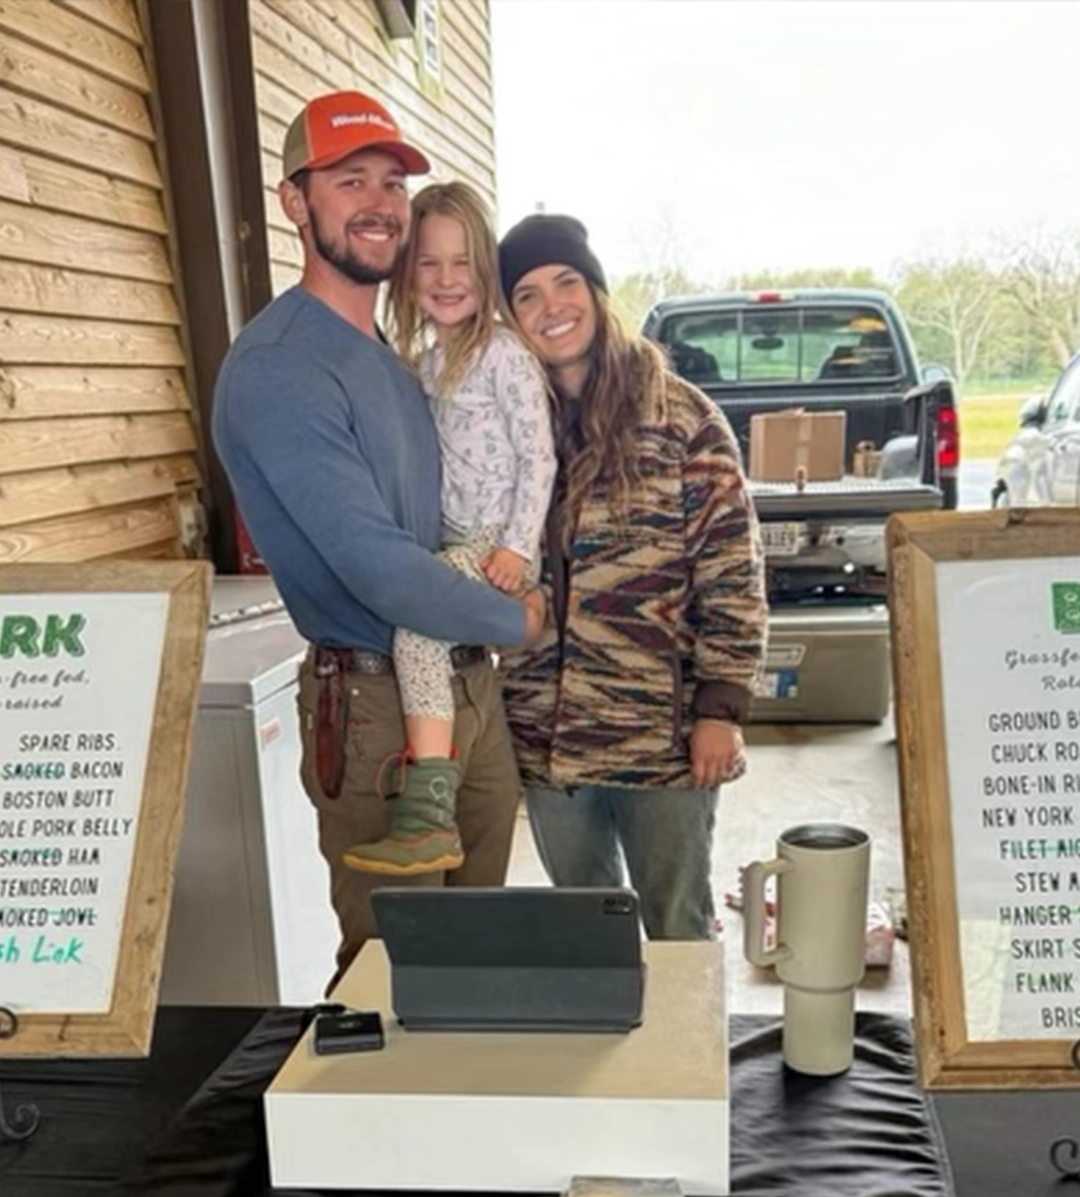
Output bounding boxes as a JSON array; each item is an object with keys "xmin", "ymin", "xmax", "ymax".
[{"xmin": 159, "ymin": 576, "xmax": 339, "ymax": 1006}]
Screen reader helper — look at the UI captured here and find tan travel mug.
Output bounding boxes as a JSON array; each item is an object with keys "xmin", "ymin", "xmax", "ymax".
[{"xmin": 743, "ymin": 823, "xmax": 871, "ymax": 1076}]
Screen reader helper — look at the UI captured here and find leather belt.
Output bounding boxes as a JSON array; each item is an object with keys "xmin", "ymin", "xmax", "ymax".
[{"xmin": 337, "ymin": 643, "xmax": 489, "ymax": 676}]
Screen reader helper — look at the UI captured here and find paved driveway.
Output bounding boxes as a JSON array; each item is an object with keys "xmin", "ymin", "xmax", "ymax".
[{"xmin": 960, "ymin": 457, "xmax": 996, "ymax": 510}]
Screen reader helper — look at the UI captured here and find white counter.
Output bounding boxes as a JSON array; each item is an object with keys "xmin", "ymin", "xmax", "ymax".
[{"xmin": 266, "ymin": 939, "xmax": 729, "ymax": 1195}]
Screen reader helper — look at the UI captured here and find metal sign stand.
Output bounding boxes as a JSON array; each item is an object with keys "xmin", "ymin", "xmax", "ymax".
[
  {"xmin": 0, "ymin": 1007, "xmax": 41, "ymax": 1143},
  {"xmin": 1048, "ymin": 1041, "xmax": 1080, "ymax": 1179}
]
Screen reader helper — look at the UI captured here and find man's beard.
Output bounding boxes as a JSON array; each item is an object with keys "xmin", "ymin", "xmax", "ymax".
[{"xmin": 309, "ymin": 208, "xmax": 405, "ymax": 285}]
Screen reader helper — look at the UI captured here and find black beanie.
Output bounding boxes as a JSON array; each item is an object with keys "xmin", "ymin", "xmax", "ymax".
[{"xmin": 499, "ymin": 214, "xmax": 608, "ymax": 301}]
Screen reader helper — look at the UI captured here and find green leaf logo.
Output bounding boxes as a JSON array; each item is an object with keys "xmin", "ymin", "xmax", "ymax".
[{"xmin": 1052, "ymin": 582, "xmax": 1080, "ymax": 633}]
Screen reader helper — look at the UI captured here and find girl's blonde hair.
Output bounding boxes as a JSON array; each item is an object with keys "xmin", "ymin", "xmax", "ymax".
[{"xmin": 388, "ymin": 181, "xmax": 507, "ymax": 398}]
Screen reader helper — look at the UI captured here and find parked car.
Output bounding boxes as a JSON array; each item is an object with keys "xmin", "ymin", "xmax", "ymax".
[{"xmin": 992, "ymin": 355, "xmax": 1080, "ymax": 508}]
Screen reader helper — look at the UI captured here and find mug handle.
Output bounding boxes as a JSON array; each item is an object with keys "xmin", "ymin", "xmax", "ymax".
[{"xmin": 743, "ymin": 857, "xmax": 794, "ymax": 968}]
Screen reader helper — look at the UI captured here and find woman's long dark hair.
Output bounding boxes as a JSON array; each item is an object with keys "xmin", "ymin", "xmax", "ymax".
[{"xmin": 548, "ymin": 285, "xmax": 670, "ymax": 550}]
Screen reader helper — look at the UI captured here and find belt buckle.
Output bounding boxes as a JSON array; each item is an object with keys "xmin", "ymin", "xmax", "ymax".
[{"xmin": 353, "ymin": 651, "xmax": 391, "ymax": 676}]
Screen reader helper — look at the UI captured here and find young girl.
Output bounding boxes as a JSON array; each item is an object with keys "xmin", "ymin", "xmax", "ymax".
[{"xmin": 343, "ymin": 182, "xmax": 556, "ymax": 877}]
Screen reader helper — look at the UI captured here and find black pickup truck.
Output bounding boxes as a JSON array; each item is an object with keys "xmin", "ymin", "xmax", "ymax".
[{"xmin": 642, "ymin": 288, "xmax": 959, "ymax": 722}]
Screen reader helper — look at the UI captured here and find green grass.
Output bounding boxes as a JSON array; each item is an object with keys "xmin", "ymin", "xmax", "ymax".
[
  {"xmin": 958, "ymin": 376, "xmax": 1057, "ymax": 460},
  {"xmin": 959, "ymin": 393, "xmax": 1027, "ymax": 460},
  {"xmin": 964, "ymin": 375, "xmax": 1056, "ymax": 396}
]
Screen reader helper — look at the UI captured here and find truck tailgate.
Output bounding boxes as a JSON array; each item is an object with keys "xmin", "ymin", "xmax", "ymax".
[
  {"xmin": 750, "ymin": 477, "xmax": 941, "ymax": 597},
  {"xmin": 748, "ymin": 475, "xmax": 941, "ymax": 520}
]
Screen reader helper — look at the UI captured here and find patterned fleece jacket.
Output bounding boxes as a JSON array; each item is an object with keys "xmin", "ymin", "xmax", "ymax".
[{"xmin": 502, "ymin": 372, "xmax": 768, "ymax": 790}]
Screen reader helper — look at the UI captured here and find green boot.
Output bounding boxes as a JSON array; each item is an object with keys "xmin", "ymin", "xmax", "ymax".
[{"xmin": 343, "ymin": 756, "xmax": 464, "ymax": 876}]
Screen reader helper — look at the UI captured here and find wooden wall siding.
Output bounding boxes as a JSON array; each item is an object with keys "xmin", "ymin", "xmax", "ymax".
[
  {"xmin": 251, "ymin": 0, "xmax": 496, "ymax": 295},
  {"xmin": 0, "ymin": 0, "xmax": 202, "ymax": 563}
]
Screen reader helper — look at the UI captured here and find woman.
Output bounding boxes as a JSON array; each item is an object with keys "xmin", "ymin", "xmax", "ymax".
[{"xmin": 497, "ymin": 214, "xmax": 768, "ymax": 940}]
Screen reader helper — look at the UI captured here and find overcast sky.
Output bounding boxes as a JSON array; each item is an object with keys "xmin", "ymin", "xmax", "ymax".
[{"xmin": 490, "ymin": 0, "xmax": 1080, "ymax": 284}]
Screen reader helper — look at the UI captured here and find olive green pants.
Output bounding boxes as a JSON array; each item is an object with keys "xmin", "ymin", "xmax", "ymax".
[{"xmin": 297, "ymin": 654, "xmax": 522, "ymax": 993}]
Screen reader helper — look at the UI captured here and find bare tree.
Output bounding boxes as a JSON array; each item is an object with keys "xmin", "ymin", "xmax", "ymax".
[
  {"xmin": 609, "ymin": 266, "xmax": 708, "ymax": 333},
  {"xmin": 1003, "ymin": 231, "xmax": 1080, "ymax": 369},
  {"xmin": 610, "ymin": 206, "xmax": 712, "ymax": 331},
  {"xmin": 733, "ymin": 266, "xmax": 883, "ymax": 291},
  {"xmin": 629, "ymin": 204, "xmax": 700, "ymax": 289},
  {"xmin": 895, "ymin": 257, "xmax": 1006, "ymax": 390}
]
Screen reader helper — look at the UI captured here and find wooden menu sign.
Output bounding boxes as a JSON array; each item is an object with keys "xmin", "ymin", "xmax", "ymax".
[
  {"xmin": 890, "ymin": 508, "xmax": 1080, "ymax": 1088},
  {"xmin": 0, "ymin": 561, "xmax": 211, "ymax": 1057}
]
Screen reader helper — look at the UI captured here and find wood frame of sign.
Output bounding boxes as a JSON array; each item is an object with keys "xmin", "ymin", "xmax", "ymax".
[
  {"xmin": 890, "ymin": 508, "xmax": 1080, "ymax": 1089},
  {"xmin": 0, "ymin": 561, "xmax": 211, "ymax": 1058}
]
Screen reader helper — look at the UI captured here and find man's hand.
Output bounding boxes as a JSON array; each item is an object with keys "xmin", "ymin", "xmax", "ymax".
[
  {"xmin": 521, "ymin": 587, "xmax": 547, "ymax": 647},
  {"xmin": 482, "ymin": 546, "xmax": 529, "ymax": 594},
  {"xmin": 690, "ymin": 719, "xmax": 746, "ymax": 788}
]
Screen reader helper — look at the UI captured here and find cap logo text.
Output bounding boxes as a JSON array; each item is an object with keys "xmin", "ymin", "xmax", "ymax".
[{"xmin": 329, "ymin": 113, "xmax": 396, "ymax": 133}]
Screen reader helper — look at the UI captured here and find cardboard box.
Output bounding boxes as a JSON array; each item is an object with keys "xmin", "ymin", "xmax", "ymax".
[{"xmin": 748, "ymin": 409, "xmax": 847, "ymax": 483}]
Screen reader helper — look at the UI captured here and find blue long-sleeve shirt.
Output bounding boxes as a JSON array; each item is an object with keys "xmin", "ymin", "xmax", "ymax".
[{"xmin": 212, "ymin": 287, "xmax": 526, "ymax": 652}]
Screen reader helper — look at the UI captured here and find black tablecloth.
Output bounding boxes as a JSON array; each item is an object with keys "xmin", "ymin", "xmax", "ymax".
[
  {"xmin": 730, "ymin": 1015, "xmax": 954, "ymax": 1195},
  {"xmin": 0, "ymin": 1007, "xmax": 263, "ymax": 1197},
  {"xmin": 1, "ymin": 1008, "xmax": 954, "ymax": 1197}
]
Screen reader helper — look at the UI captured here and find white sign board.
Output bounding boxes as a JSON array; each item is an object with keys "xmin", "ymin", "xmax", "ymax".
[
  {"xmin": 890, "ymin": 509, "xmax": 1080, "ymax": 1088},
  {"xmin": 0, "ymin": 562, "xmax": 210, "ymax": 1058},
  {"xmin": 937, "ymin": 558, "xmax": 1080, "ymax": 1043},
  {"xmin": 0, "ymin": 593, "xmax": 168, "ymax": 1012}
]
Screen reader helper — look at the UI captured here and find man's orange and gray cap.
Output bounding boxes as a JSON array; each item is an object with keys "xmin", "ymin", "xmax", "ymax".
[{"xmin": 282, "ymin": 91, "xmax": 430, "ymax": 179}]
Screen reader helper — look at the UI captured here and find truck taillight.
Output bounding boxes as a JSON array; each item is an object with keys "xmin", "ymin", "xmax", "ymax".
[{"xmin": 936, "ymin": 405, "xmax": 959, "ymax": 473}]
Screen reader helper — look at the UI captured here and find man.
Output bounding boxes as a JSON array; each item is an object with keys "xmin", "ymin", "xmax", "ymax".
[{"xmin": 212, "ymin": 90, "xmax": 544, "ymax": 988}]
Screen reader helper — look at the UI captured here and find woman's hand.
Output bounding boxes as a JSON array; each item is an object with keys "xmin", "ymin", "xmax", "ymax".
[
  {"xmin": 690, "ymin": 719, "xmax": 747, "ymax": 788},
  {"xmin": 482, "ymin": 546, "xmax": 529, "ymax": 594}
]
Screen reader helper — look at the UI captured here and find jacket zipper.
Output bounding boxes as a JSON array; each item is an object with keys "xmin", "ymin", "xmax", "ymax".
[{"xmin": 671, "ymin": 654, "xmax": 684, "ymax": 747}]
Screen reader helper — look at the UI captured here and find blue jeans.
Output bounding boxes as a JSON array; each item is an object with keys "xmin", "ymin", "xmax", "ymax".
[{"xmin": 525, "ymin": 784, "xmax": 719, "ymax": 940}]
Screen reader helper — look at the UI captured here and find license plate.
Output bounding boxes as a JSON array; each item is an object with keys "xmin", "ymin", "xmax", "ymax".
[{"xmin": 761, "ymin": 522, "xmax": 802, "ymax": 557}]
